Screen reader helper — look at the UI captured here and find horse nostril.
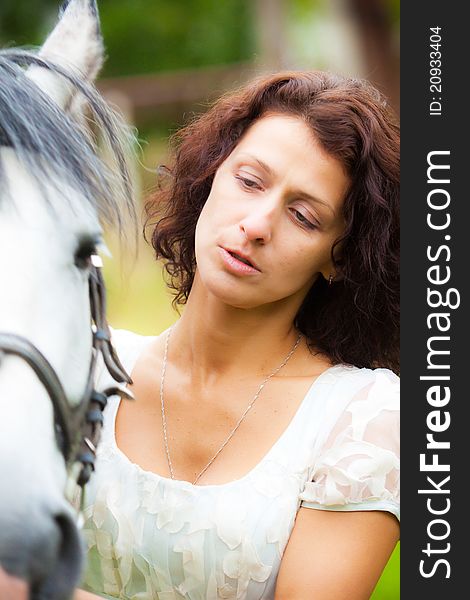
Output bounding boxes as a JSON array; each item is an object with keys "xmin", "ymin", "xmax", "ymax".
[
  {"xmin": 1, "ymin": 503, "xmax": 84, "ymax": 600},
  {"xmin": 55, "ymin": 512, "xmax": 84, "ymax": 585},
  {"xmin": 32, "ymin": 511, "xmax": 84, "ymax": 600}
]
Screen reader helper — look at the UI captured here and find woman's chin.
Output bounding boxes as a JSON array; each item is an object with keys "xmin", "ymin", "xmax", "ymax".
[
  {"xmin": 214, "ymin": 290, "xmax": 263, "ymax": 310},
  {"xmin": 202, "ymin": 278, "xmax": 268, "ymax": 310},
  {"xmin": 194, "ymin": 264, "xmax": 283, "ymax": 310}
]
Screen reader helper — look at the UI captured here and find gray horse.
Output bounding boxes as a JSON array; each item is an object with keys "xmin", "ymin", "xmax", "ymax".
[{"xmin": 0, "ymin": 1, "xmax": 137, "ymax": 597}]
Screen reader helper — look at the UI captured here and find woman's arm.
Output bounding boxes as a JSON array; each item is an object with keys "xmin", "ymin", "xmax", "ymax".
[{"xmin": 274, "ymin": 507, "xmax": 399, "ymax": 600}]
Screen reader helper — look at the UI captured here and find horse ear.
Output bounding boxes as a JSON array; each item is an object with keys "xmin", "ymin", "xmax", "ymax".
[{"xmin": 26, "ymin": 0, "xmax": 104, "ymax": 111}]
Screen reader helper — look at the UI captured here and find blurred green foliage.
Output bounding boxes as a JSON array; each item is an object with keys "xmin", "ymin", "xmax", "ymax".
[
  {"xmin": 98, "ymin": 0, "xmax": 255, "ymax": 77},
  {"xmin": 0, "ymin": 0, "xmax": 255, "ymax": 76}
]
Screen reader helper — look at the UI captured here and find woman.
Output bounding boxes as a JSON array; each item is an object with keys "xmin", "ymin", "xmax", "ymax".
[{"xmin": 76, "ymin": 70, "xmax": 400, "ymax": 599}]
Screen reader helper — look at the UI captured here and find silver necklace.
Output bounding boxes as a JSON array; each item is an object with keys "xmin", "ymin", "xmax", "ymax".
[{"xmin": 160, "ymin": 325, "xmax": 302, "ymax": 485}]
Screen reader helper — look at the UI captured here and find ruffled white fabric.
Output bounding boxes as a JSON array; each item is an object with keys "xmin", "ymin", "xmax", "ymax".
[
  {"xmin": 298, "ymin": 368, "xmax": 400, "ymax": 517},
  {"xmin": 80, "ymin": 329, "xmax": 400, "ymax": 599}
]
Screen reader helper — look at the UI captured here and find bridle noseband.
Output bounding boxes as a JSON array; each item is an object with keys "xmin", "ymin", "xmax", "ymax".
[{"xmin": 0, "ymin": 257, "xmax": 133, "ymax": 495}]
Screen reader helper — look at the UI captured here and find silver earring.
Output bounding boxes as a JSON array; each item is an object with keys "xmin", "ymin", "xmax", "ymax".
[{"xmin": 328, "ymin": 274, "xmax": 333, "ymax": 286}]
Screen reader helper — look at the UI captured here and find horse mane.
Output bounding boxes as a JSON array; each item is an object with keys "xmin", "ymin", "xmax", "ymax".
[{"xmin": 0, "ymin": 48, "xmax": 137, "ymax": 235}]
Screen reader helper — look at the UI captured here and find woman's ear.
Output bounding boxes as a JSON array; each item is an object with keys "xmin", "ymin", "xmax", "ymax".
[
  {"xmin": 321, "ymin": 260, "xmax": 344, "ymax": 285},
  {"xmin": 325, "ymin": 272, "xmax": 344, "ymax": 285},
  {"xmin": 323, "ymin": 237, "xmax": 346, "ymax": 284}
]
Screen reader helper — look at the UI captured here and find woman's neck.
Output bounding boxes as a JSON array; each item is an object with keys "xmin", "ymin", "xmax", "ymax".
[{"xmin": 169, "ymin": 275, "xmax": 305, "ymax": 384}]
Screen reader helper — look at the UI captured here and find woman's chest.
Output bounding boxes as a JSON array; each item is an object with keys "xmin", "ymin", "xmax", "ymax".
[
  {"xmin": 83, "ymin": 459, "xmax": 304, "ymax": 599},
  {"xmin": 115, "ymin": 372, "xmax": 317, "ymax": 486}
]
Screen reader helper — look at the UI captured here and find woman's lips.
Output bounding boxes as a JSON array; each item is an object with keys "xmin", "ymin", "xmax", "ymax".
[{"xmin": 219, "ymin": 247, "xmax": 261, "ymax": 275}]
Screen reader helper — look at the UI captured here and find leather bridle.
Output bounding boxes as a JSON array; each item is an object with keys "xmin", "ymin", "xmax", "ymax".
[{"xmin": 0, "ymin": 256, "xmax": 133, "ymax": 492}]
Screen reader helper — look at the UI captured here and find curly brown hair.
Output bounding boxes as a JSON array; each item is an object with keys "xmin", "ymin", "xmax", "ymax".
[{"xmin": 144, "ymin": 71, "xmax": 400, "ymax": 373}]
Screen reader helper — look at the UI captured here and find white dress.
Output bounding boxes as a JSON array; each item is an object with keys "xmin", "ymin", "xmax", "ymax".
[{"xmin": 80, "ymin": 329, "xmax": 400, "ymax": 600}]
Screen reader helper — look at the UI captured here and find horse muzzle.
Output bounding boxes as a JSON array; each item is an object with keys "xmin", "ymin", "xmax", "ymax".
[{"xmin": 0, "ymin": 500, "xmax": 83, "ymax": 600}]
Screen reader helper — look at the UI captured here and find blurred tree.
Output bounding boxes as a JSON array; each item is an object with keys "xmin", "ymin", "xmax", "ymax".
[
  {"xmin": 98, "ymin": 0, "xmax": 255, "ymax": 77},
  {"xmin": 1, "ymin": 0, "xmax": 398, "ymax": 115},
  {"xmin": 0, "ymin": 0, "xmax": 255, "ymax": 77},
  {"xmin": 345, "ymin": 0, "xmax": 400, "ymax": 113},
  {"xmin": 0, "ymin": 0, "xmax": 57, "ymax": 46}
]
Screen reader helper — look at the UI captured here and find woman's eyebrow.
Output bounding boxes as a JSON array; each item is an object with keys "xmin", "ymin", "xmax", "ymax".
[
  {"xmin": 238, "ymin": 153, "xmax": 273, "ymax": 176},
  {"xmin": 238, "ymin": 153, "xmax": 337, "ymax": 216},
  {"xmin": 295, "ymin": 191, "xmax": 336, "ymax": 216}
]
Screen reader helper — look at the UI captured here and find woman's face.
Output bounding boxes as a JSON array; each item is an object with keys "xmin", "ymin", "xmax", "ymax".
[{"xmin": 194, "ymin": 113, "xmax": 350, "ymax": 310}]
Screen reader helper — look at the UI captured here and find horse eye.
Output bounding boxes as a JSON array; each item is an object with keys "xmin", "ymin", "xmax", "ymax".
[{"xmin": 74, "ymin": 239, "xmax": 97, "ymax": 270}]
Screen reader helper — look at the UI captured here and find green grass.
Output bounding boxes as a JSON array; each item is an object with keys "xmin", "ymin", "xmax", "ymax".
[{"xmin": 371, "ymin": 543, "xmax": 400, "ymax": 599}]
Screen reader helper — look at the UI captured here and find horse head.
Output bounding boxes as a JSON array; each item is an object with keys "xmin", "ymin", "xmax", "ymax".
[{"xmin": 0, "ymin": 1, "xmax": 137, "ymax": 597}]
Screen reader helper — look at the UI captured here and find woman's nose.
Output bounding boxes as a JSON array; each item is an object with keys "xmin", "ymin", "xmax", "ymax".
[{"xmin": 238, "ymin": 202, "xmax": 277, "ymax": 244}]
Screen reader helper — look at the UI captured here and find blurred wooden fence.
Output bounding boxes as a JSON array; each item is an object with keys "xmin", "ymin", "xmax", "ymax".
[{"xmin": 97, "ymin": 62, "xmax": 258, "ymax": 125}]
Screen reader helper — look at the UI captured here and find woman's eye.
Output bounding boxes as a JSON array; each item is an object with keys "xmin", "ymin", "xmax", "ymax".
[
  {"xmin": 235, "ymin": 175, "xmax": 261, "ymax": 190},
  {"xmin": 292, "ymin": 209, "xmax": 317, "ymax": 229}
]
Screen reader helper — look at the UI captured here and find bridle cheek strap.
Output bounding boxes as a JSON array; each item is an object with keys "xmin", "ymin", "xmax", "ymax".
[{"xmin": 0, "ymin": 262, "xmax": 133, "ymax": 506}]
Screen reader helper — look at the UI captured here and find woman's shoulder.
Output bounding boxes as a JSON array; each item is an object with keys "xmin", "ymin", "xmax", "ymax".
[
  {"xmin": 337, "ymin": 364, "xmax": 399, "ymax": 418},
  {"xmin": 331, "ymin": 362, "xmax": 399, "ymax": 382},
  {"xmin": 323, "ymin": 363, "xmax": 399, "ymax": 404},
  {"xmin": 312, "ymin": 363, "xmax": 399, "ymax": 448},
  {"xmin": 296, "ymin": 359, "xmax": 399, "ymax": 432}
]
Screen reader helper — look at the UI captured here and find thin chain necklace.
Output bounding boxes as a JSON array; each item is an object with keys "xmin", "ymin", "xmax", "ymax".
[{"xmin": 160, "ymin": 325, "xmax": 302, "ymax": 485}]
